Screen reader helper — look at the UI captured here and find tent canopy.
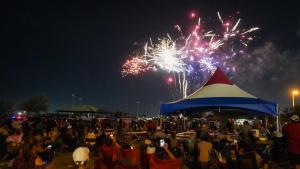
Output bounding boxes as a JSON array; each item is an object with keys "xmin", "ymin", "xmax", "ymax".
[{"xmin": 160, "ymin": 68, "xmax": 277, "ymax": 117}]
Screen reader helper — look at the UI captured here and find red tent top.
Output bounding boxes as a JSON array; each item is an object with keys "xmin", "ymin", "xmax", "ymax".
[{"xmin": 204, "ymin": 67, "xmax": 233, "ymax": 86}]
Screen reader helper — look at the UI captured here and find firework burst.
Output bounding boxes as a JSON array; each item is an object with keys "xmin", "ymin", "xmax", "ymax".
[{"xmin": 122, "ymin": 11, "xmax": 259, "ymax": 99}]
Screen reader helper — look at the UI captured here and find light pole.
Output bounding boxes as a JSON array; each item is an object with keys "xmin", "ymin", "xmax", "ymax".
[
  {"xmin": 136, "ymin": 101, "xmax": 140, "ymax": 118},
  {"xmin": 78, "ymin": 97, "xmax": 83, "ymax": 105},
  {"xmin": 72, "ymin": 94, "xmax": 75, "ymax": 107},
  {"xmin": 292, "ymin": 90, "xmax": 299, "ymax": 110}
]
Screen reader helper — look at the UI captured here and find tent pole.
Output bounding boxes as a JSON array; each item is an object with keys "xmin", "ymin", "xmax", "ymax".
[
  {"xmin": 265, "ymin": 115, "xmax": 268, "ymax": 129},
  {"xmin": 276, "ymin": 104, "xmax": 280, "ymax": 131},
  {"xmin": 183, "ymin": 111, "xmax": 186, "ymax": 131}
]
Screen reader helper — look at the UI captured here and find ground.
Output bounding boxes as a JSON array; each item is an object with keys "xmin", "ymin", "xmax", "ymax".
[
  {"xmin": 53, "ymin": 152, "xmax": 95, "ymax": 169},
  {"xmin": 0, "ymin": 152, "xmax": 295, "ymax": 169}
]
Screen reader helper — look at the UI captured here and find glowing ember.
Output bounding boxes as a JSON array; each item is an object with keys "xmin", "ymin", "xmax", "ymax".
[{"xmin": 167, "ymin": 77, "xmax": 174, "ymax": 83}]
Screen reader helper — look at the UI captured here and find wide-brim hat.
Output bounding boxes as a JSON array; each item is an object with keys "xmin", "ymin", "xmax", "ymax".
[
  {"xmin": 291, "ymin": 115, "xmax": 299, "ymax": 122},
  {"xmin": 273, "ymin": 131, "xmax": 283, "ymax": 138}
]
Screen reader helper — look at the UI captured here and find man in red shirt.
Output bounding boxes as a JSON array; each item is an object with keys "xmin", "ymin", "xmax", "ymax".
[{"xmin": 283, "ymin": 115, "xmax": 300, "ymax": 169}]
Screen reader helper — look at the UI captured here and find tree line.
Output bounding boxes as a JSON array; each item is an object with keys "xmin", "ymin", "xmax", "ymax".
[{"xmin": 0, "ymin": 95, "xmax": 48, "ymax": 116}]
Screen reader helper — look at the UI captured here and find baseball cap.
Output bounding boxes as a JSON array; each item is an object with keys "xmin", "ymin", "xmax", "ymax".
[{"xmin": 144, "ymin": 139, "xmax": 152, "ymax": 145}]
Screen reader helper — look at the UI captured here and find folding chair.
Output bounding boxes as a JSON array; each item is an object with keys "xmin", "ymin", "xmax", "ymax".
[
  {"xmin": 118, "ymin": 148, "xmax": 139, "ymax": 169},
  {"xmin": 149, "ymin": 154, "xmax": 182, "ymax": 169},
  {"xmin": 236, "ymin": 151, "xmax": 258, "ymax": 169}
]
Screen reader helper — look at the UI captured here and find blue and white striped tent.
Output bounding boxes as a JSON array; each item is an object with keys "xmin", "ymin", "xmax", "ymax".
[{"xmin": 160, "ymin": 67, "xmax": 277, "ymax": 117}]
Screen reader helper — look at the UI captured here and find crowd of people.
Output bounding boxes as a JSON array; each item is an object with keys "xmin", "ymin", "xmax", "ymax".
[{"xmin": 0, "ymin": 114, "xmax": 299, "ymax": 169}]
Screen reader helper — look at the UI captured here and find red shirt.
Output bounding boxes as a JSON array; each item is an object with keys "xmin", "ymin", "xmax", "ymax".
[{"xmin": 283, "ymin": 122, "xmax": 300, "ymax": 154}]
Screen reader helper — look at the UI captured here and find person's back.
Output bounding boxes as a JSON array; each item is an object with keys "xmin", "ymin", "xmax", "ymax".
[
  {"xmin": 197, "ymin": 140, "xmax": 212, "ymax": 163},
  {"xmin": 240, "ymin": 121, "xmax": 252, "ymax": 139},
  {"xmin": 283, "ymin": 122, "xmax": 300, "ymax": 154},
  {"xmin": 218, "ymin": 139, "xmax": 232, "ymax": 165},
  {"xmin": 49, "ymin": 127, "xmax": 59, "ymax": 142}
]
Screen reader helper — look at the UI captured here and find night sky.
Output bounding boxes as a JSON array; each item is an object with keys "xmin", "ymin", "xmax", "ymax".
[{"xmin": 1, "ymin": 0, "xmax": 300, "ymax": 116}]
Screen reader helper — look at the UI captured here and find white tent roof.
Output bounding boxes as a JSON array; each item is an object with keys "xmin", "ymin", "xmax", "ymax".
[{"xmin": 186, "ymin": 67, "xmax": 256, "ymax": 99}]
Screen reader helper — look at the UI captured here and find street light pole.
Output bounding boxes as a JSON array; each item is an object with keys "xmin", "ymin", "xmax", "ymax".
[
  {"xmin": 78, "ymin": 97, "xmax": 83, "ymax": 105},
  {"xmin": 72, "ymin": 94, "xmax": 75, "ymax": 107},
  {"xmin": 136, "ymin": 101, "xmax": 140, "ymax": 118},
  {"xmin": 292, "ymin": 90, "xmax": 299, "ymax": 110}
]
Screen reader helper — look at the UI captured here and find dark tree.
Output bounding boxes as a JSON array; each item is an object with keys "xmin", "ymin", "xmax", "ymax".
[
  {"xmin": 114, "ymin": 111, "xmax": 124, "ymax": 118},
  {"xmin": 292, "ymin": 105, "xmax": 300, "ymax": 113},
  {"xmin": 281, "ymin": 105, "xmax": 300, "ymax": 123},
  {"xmin": 282, "ymin": 107, "xmax": 291, "ymax": 114},
  {"xmin": 21, "ymin": 96, "xmax": 49, "ymax": 114},
  {"xmin": 0, "ymin": 99, "xmax": 14, "ymax": 115}
]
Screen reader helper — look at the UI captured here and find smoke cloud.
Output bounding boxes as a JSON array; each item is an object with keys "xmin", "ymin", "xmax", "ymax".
[{"xmin": 234, "ymin": 42, "xmax": 300, "ymax": 108}]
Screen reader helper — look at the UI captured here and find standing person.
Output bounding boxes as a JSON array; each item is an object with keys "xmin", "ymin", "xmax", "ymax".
[
  {"xmin": 197, "ymin": 134, "xmax": 213, "ymax": 169},
  {"xmin": 117, "ymin": 119, "xmax": 123, "ymax": 140},
  {"xmin": 239, "ymin": 121, "xmax": 252, "ymax": 140},
  {"xmin": 226, "ymin": 119, "xmax": 234, "ymax": 132},
  {"xmin": 283, "ymin": 115, "xmax": 300, "ymax": 169}
]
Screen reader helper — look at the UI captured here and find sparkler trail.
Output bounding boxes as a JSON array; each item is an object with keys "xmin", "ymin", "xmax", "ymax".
[{"xmin": 122, "ymin": 11, "xmax": 259, "ymax": 99}]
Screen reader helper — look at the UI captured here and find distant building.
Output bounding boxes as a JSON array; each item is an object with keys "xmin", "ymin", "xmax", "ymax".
[{"xmin": 56, "ymin": 105, "xmax": 113, "ymax": 119}]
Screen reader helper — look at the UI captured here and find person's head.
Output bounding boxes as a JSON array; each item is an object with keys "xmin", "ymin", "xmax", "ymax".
[
  {"xmin": 145, "ymin": 142, "xmax": 156, "ymax": 154},
  {"xmin": 243, "ymin": 121, "xmax": 249, "ymax": 125},
  {"xmin": 105, "ymin": 135, "xmax": 113, "ymax": 146},
  {"xmin": 201, "ymin": 133, "xmax": 210, "ymax": 142}
]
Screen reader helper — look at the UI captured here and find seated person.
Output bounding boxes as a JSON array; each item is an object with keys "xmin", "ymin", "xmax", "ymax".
[
  {"xmin": 215, "ymin": 139, "xmax": 232, "ymax": 167},
  {"xmin": 238, "ymin": 140, "xmax": 262, "ymax": 168},
  {"xmin": 85, "ymin": 129, "xmax": 97, "ymax": 147},
  {"xmin": 96, "ymin": 134, "xmax": 120, "ymax": 169},
  {"xmin": 12, "ymin": 138, "xmax": 55, "ymax": 169},
  {"xmin": 6, "ymin": 129, "xmax": 23, "ymax": 144},
  {"xmin": 170, "ymin": 132, "xmax": 178, "ymax": 148},
  {"xmin": 119, "ymin": 144, "xmax": 139, "ymax": 169},
  {"xmin": 148, "ymin": 140, "xmax": 182, "ymax": 169},
  {"xmin": 152, "ymin": 137, "xmax": 175, "ymax": 160},
  {"xmin": 259, "ymin": 126, "xmax": 268, "ymax": 137},
  {"xmin": 154, "ymin": 145, "xmax": 175, "ymax": 160},
  {"xmin": 73, "ymin": 147, "xmax": 90, "ymax": 169},
  {"xmin": 165, "ymin": 137, "xmax": 182, "ymax": 158},
  {"xmin": 95, "ymin": 133, "xmax": 107, "ymax": 151},
  {"xmin": 271, "ymin": 131, "xmax": 284, "ymax": 162}
]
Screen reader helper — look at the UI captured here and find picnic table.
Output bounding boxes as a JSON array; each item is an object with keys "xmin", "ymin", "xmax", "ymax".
[
  {"xmin": 124, "ymin": 131, "xmax": 148, "ymax": 143},
  {"xmin": 175, "ymin": 131, "xmax": 196, "ymax": 140}
]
